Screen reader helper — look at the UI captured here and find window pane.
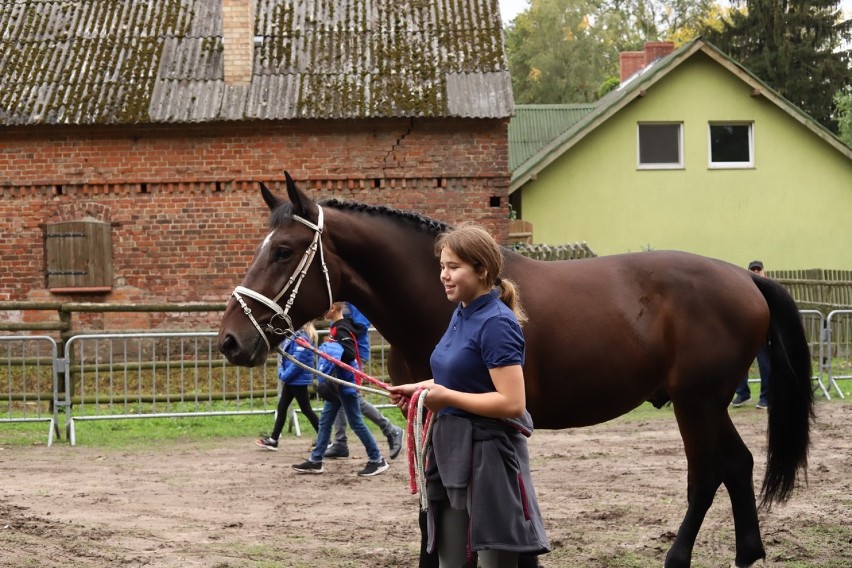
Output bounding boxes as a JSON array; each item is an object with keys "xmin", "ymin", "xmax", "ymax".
[
  {"xmin": 710, "ymin": 125, "xmax": 750, "ymax": 163},
  {"xmin": 639, "ymin": 124, "xmax": 680, "ymax": 164}
]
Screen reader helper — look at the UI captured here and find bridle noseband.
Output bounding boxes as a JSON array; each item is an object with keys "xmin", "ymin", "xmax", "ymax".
[{"xmin": 230, "ymin": 205, "xmax": 334, "ymax": 352}]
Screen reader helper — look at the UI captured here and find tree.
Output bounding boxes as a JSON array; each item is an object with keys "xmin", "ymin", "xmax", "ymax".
[
  {"xmin": 666, "ymin": 2, "xmax": 735, "ymax": 46},
  {"xmin": 835, "ymin": 86, "xmax": 852, "ymax": 147},
  {"xmin": 704, "ymin": 1, "xmax": 852, "ymax": 132},
  {"xmin": 505, "ymin": 0, "xmax": 716, "ymax": 104}
]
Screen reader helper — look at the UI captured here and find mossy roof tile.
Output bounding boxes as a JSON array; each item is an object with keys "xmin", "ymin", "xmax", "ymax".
[{"xmin": 0, "ymin": 0, "xmax": 513, "ymax": 125}]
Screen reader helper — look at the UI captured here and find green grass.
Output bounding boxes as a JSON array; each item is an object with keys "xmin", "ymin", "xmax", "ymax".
[
  {"xmin": 2, "ymin": 386, "xmax": 849, "ymax": 449},
  {"xmin": 0, "ymin": 391, "xmax": 407, "ymax": 448}
]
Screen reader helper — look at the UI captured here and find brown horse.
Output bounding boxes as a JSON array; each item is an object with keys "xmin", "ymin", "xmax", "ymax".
[{"xmin": 218, "ymin": 173, "xmax": 814, "ymax": 568}]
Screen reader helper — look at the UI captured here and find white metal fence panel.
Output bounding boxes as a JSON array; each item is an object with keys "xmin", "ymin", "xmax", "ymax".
[
  {"xmin": 825, "ymin": 310, "xmax": 852, "ymax": 399},
  {"xmin": 0, "ymin": 336, "xmax": 59, "ymax": 446},
  {"xmin": 64, "ymin": 332, "xmax": 278, "ymax": 444},
  {"xmin": 798, "ymin": 310, "xmax": 830, "ymax": 399}
]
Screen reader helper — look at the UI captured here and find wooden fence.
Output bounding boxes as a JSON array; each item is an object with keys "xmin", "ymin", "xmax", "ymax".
[
  {"xmin": 0, "ymin": 265, "xmax": 849, "ymax": 341},
  {"xmin": 767, "ymin": 269, "xmax": 852, "ymax": 312}
]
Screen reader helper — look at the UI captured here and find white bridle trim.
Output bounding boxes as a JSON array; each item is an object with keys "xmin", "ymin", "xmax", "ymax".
[{"xmin": 230, "ymin": 205, "xmax": 334, "ymax": 352}]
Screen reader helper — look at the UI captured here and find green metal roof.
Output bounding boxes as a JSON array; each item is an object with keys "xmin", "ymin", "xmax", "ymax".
[{"xmin": 508, "ymin": 104, "xmax": 595, "ymax": 171}]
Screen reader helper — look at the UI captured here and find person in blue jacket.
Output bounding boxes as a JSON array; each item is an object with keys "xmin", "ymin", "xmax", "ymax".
[
  {"xmin": 256, "ymin": 322, "xmax": 320, "ymax": 450},
  {"xmin": 324, "ymin": 302, "xmax": 405, "ymax": 461},
  {"xmin": 292, "ymin": 303, "xmax": 389, "ymax": 477}
]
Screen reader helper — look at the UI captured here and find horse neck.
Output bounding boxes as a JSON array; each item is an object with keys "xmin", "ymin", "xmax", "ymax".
[{"xmin": 325, "ymin": 208, "xmax": 452, "ymax": 373}]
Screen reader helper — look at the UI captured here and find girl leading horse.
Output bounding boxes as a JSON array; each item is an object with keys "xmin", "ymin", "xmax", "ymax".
[{"xmin": 218, "ymin": 173, "xmax": 814, "ymax": 568}]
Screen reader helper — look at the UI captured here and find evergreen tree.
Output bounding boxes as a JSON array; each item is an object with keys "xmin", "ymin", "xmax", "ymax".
[
  {"xmin": 836, "ymin": 86, "xmax": 852, "ymax": 147},
  {"xmin": 705, "ymin": 0, "xmax": 852, "ymax": 132}
]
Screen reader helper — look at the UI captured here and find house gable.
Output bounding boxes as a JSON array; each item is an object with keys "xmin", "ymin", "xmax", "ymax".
[
  {"xmin": 510, "ymin": 39, "xmax": 852, "ymax": 194},
  {"xmin": 518, "ymin": 47, "xmax": 852, "ymax": 269}
]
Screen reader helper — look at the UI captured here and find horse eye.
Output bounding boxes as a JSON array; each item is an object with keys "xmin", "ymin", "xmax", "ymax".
[{"xmin": 274, "ymin": 247, "xmax": 293, "ymax": 261}]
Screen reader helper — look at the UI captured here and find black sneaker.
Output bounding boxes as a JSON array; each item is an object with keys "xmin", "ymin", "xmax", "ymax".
[
  {"xmin": 357, "ymin": 459, "xmax": 389, "ymax": 477},
  {"xmin": 324, "ymin": 446, "xmax": 350, "ymax": 459},
  {"xmin": 292, "ymin": 460, "xmax": 324, "ymax": 474},
  {"xmin": 731, "ymin": 394, "xmax": 751, "ymax": 407},
  {"xmin": 388, "ymin": 426, "xmax": 404, "ymax": 460},
  {"xmin": 755, "ymin": 400, "xmax": 768, "ymax": 410},
  {"xmin": 255, "ymin": 436, "xmax": 278, "ymax": 451}
]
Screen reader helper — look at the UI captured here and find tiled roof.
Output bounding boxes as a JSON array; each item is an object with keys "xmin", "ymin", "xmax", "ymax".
[{"xmin": 0, "ymin": 0, "xmax": 513, "ymax": 125}]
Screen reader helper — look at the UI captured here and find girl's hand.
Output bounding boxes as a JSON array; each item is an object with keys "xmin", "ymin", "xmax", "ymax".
[
  {"xmin": 421, "ymin": 384, "xmax": 449, "ymax": 412},
  {"xmin": 387, "ymin": 380, "xmax": 435, "ymax": 414},
  {"xmin": 387, "ymin": 383, "xmax": 417, "ymax": 413}
]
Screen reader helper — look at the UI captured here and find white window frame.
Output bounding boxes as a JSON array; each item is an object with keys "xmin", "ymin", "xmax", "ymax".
[
  {"xmin": 637, "ymin": 122, "xmax": 683, "ymax": 170},
  {"xmin": 708, "ymin": 122, "xmax": 754, "ymax": 169}
]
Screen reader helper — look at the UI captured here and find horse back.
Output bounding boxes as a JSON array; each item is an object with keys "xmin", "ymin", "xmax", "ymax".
[{"xmin": 503, "ymin": 250, "xmax": 768, "ymax": 428}]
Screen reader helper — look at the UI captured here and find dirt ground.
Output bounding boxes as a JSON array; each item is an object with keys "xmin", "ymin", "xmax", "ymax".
[{"xmin": 1, "ymin": 401, "xmax": 850, "ymax": 568}]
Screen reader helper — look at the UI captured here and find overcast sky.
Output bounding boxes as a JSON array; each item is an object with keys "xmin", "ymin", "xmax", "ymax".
[{"xmin": 498, "ymin": 0, "xmax": 852, "ymax": 25}]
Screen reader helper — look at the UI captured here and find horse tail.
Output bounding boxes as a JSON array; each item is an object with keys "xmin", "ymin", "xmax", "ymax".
[{"xmin": 751, "ymin": 274, "xmax": 815, "ymax": 509}]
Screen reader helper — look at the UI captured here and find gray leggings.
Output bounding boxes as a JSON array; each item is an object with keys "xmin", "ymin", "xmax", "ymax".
[{"xmin": 437, "ymin": 500, "xmax": 519, "ymax": 568}]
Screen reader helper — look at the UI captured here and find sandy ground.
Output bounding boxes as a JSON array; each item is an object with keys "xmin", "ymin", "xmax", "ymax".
[{"xmin": 1, "ymin": 401, "xmax": 850, "ymax": 567}]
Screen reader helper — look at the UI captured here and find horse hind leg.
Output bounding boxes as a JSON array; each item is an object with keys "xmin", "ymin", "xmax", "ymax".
[
  {"xmin": 719, "ymin": 418, "xmax": 766, "ymax": 568},
  {"xmin": 665, "ymin": 405, "xmax": 764, "ymax": 567}
]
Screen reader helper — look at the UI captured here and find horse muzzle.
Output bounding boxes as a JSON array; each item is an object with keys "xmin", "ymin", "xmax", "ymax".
[{"xmin": 218, "ymin": 328, "xmax": 269, "ymax": 367}]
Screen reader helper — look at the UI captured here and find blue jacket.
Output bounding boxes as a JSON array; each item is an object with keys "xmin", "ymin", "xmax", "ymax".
[
  {"xmin": 316, "ymin": 340, "xmax": 359, "ymax": 397},
  {"xmin": 345, "ymin": 302, "xmax": 371, "ymax": 362},
  {"xmin": 277, "ymin": 331, "xmax": 316, "ymax": 387}
]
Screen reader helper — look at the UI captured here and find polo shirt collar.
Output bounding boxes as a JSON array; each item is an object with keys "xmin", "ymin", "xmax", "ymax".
[{"xmin": 457, "ymin": 289, "xmax": 499, "ymax": 319}]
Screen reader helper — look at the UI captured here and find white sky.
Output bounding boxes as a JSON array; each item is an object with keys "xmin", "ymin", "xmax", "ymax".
[{"xmin": 498, "ymin": 0, "xmax": 852, "ymax": 25}]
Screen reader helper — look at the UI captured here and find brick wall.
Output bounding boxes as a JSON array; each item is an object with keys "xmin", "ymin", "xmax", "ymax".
[{"xmin": 0, "ymin": 118, "xmax": 510, "ymax": 308}]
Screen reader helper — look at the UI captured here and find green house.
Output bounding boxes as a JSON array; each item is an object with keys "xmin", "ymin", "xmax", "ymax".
[{"xmin": 509, "ymin": 39, "xmax": 852, "ymax": 270}]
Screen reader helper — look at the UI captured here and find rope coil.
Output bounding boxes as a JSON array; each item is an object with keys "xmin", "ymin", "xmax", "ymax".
[{"xmin": 407, "ymin": 388, "xmax": 434, "ymax": 511}]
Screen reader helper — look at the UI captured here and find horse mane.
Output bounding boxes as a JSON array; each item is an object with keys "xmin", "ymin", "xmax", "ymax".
[{"xmin": 269, "ymin": 197, "xmax": 451, "ymax": 236}]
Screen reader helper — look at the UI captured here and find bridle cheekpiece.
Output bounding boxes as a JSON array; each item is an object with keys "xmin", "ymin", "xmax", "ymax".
[{"xmin": 230, "ymin": 205, "xmax": 334, "ymax": 352}]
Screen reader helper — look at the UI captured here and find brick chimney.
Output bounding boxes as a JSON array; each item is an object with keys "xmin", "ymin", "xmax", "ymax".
[
  {"xmin": 644, "ymin": 41, "xmax": 675, "ymax": 66},
  {"xmin": 619, "ymin": 52, "xmax": 645, "ymax": 83},
  {"xmin": 619, "ymin": 41, "xmax": 675, "ymax": 83},
  {"xmin": 222, "ymin": 0, "xmax": 255, "ymax": 85}
]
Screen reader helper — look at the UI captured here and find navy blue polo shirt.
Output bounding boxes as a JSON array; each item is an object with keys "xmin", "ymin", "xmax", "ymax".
[{"xmin": 430, "ymin": 289, "xmax": 525, "ymax": 418}]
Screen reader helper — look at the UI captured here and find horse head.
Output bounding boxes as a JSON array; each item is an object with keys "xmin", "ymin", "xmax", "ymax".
[{"xmin": 218, "ymin": 172, "xmax": 336, "ymax": 367}]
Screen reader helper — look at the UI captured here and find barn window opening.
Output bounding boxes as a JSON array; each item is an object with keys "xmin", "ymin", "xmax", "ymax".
[
  {"xmin": 372, "ymin": 178, "xmax": 381, "ymax": 189},
  {"xmin": 215, "ymin": 181, "xmax": 223, "ymax": 192},
  {"xmin": 44, "ymin": 220, "xmax": 113, "ymax": 293},
  {"xmin": 489, "ymin": 196, "xmax": 501, "ymax": 207},
  {"xmin": 55, "ymin": 185, "xmax": 64, "ymax": 195},
  {"xmin": 140, "ymin": 183, "xmax": 148, "ymax": 194},
  {"xmin": 435, "ymin": 177, "xmax": 443, "ymax": 188}
]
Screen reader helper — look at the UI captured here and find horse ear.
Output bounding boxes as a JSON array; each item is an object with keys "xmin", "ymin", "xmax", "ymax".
[
  {"xmin": 284, "ymin": 171, "xmax": 317, "ymax": 218},
  {"xmin": 259, "ymin": 181, "xmax": 282, "ymax": 212}
]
